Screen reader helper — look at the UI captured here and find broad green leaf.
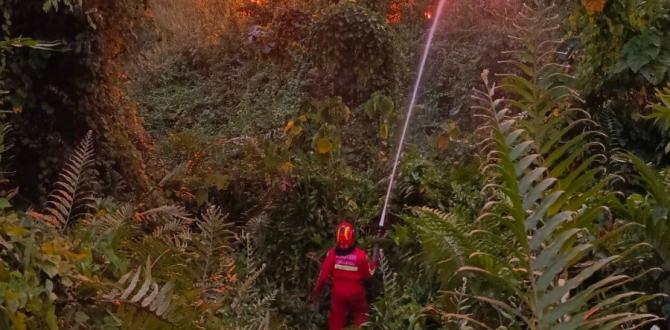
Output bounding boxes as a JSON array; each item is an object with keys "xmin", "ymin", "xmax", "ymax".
[
  {"xmin": 0, "ymin": 198, "xmax": 11, "ymax": 210},
  {"xmin": 626, "ymin": 53, "xmax": 651, "ymax": 73},
  {"xmin": 641, "ymin": 62, "xmax": 669, "ymax": 85}
]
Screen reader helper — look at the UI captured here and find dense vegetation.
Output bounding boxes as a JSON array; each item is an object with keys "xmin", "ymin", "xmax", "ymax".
[{"xmin": 1, "ymin": 0, "xmax": 670, "ymax": 329}]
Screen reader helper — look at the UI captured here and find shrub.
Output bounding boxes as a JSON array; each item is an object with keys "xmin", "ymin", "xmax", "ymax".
[{"xmin": 309, "ymin": 2, "xmax": 398, "ymax": 104}]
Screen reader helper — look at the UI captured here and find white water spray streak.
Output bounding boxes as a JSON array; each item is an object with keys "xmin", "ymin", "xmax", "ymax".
[{"xmin": 378, "ymin": 0, "xmax": 448, "ymax": 229}]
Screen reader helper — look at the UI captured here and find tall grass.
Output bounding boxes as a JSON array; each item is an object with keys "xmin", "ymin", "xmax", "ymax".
[{"xmin": 130, "ymin": 0, "xmax": 247, "ymax": 74}]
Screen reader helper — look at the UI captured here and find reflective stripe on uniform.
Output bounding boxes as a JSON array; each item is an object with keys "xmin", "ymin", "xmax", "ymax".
[{"xmin": 334, "ymin": 264, "xmax": 358, "ymax": 272}]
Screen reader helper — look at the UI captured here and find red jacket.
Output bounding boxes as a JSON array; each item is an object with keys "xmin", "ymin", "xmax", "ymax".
[{"xmin": 314, "ymin": 247, "xmax": 377, "ymax": 296}]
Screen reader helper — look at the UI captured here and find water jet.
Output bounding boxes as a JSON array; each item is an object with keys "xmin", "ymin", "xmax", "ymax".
[{"xmin": 378, "ymin": 0, "xmax": 449, "ymax": 229}]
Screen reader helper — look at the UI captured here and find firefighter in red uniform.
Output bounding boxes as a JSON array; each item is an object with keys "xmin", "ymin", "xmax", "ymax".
[{"xmin": 310, "ymin": 221, "xmax": 379, "ymax": 330}]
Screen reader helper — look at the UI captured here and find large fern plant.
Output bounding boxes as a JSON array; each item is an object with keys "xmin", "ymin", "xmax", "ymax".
[
  {"xmin": 623, "ymin": 153, "xmax": 670, "ymax": 271},
  {"xmin": 80, "ymin": 204, "xmax": 277, "ymax": 329},
  {"xmin": 498, "ymin": 3, "xmax": 611, "ymax": 219},
  {"xmin": 411, "ymin": 3, "xmax": 663, "ymax": 328},
  {"xmin": 465, "ymin": 69, "xmax": 661, "ymax": 329},
  {"xmin": 365, "ymin": 254, "xmax": 426, "ymax": 330}
]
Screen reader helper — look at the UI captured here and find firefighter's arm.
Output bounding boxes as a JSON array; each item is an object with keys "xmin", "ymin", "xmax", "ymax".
[
  {"xmin": 369, "ymin": 231, "xmax": 383, "ymax": 275},
  {"xmin": 359, "ymin": 247, "xmax": 378, "ymax": 280},
  {"xmin": 311, "ymin": 249, "xmax": 335, "ymax": 300},
  {"xmin": 371, "ymin": 244, "xmax": 381, "ymax": 272}
]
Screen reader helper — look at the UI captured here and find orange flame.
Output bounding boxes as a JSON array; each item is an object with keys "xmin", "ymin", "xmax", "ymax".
[
  {"xmin": 386, "ymin": 0, "xmax": 416, "ymax": 24},
  {"xmin": 582, "ymin": 0, "xmax": 606, "ymax": 13},
  {"xmin": 424, "ymin": 1, "xmax": 436, "ymax": 21},
  {"xmin": 386, "ymin": 1, "xmax": 402, "ymax": 24},
  {"xmin": 239, "ymin": 0, "xmax": 267, "ymax": 17}
]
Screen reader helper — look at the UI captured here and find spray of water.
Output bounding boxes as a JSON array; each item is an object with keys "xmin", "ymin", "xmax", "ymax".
[{"xmin": 378, "ymin": 0, "xmax": 449, "ymax": 229}]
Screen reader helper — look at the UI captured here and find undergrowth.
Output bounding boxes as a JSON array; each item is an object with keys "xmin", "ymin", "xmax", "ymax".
[{"xmin": 2, "ymin": 0, "xmax": 670, "ymax": 329}]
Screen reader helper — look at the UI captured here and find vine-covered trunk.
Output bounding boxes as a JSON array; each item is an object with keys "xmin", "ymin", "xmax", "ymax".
[
  {"xmin": 79, "ymin": 0, "xmax": 161, "ymax": 196},
  {"xmin": 2, "ymin": 0, "xmax": 161, "ymax": 202}
]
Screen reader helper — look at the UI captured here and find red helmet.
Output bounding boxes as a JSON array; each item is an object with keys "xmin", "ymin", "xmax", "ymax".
[{"xmin": 336, "ymin": 221, "xmax": 355, "ymax": 249}]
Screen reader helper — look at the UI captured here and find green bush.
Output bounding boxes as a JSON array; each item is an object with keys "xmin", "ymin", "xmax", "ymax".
[
  {"xmin": 573, "ymin": 0, "xmax": 670, "ymax": 92},
  {"xmin": 309, "ymin": 2, "xmax": 398, "ymax": 104}
]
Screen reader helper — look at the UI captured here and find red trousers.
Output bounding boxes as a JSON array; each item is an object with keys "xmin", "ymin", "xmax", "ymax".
[
  {"xmin": 313, "ymin": 247, "xmax": 375, "ymax": 329},
  {"xmin": 329, "ymin": 286, "xmax": 368, "ymax": 330}
]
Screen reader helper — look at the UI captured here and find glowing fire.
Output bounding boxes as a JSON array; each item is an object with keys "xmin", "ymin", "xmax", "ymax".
[
  {"xmin": 424, "ymin": 1, "xmax": 436, "ymax": 21},
  {"xmin": 238, "ymin": 0, "xmax": 267, "ymax": 17},
  {"xmin": 190, "ymin": 0, "xmax": 225, "ymax": 45},
  {"xmin": 386, "ymin": 2, "xmax": 402, "ymax": 24},
  {"xmin": 582, "ymin": 0, "xmax": 606, "ymax": 13},
  {"xmin": 386, "ymin": 0, "xmax": 435, "ymax": 24}
]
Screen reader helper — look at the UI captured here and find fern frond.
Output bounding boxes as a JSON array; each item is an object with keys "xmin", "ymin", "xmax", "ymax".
[
  {"xmin": 192, "ymin": 206, "xmax": 235, "ymax": 283},
  {"xmin": 410, "ymin": 207, "xmax": 468, "ymax": 266},
  {"xmin": 217, "ymin": 232, "xmax": 279, "ymax": 330},
  {"xmin": 440, "ymin": 277, "xmax": 478, "ymax": 329},
  {"xmin": 625, "ymin": 154, "xmax": 670, "ymax": 270},
  {"xmin": 464, "ymin": 67, "xmax": 661, "ymax": 328},
  {"xmin": 137, "ymin": 205, "xmax": 194, "ymax": 249},
  {"xmin": 232, "ymin": 263, "xmax": 267, "ymax": 310},
  {"xmin": 136, "ymin": 205, "xmax": 194, "ymax": 225},
  {"xmin": 150, "ymin": 219, "xmax": 192, "ymax": 251},
  {"xmin": 499, "ymin": 3, "xmax": 608, "ymax": 212},
  {"xmin": 82, "ymin": 205, "xmax": 137, "ymax": 244},
  {"xmin": 82, "ymin": 204, "xmax": 196, "ymax": 277},
  {"xmin": 0, "ymin": 123, "xmax": 13, "ymax": 172},
  {"xmin": 408, "ymin": 206, "xmax": 507, "ymax": 286},
  {"xmin": 43, "ymin": 130, "xmax": 96, "ymax": 230},
  {"xmin": 379, "ymin": 253, "xmax": 398, "ymax": 297},
  {"xmin": 455, "ymin": 4, "xmax": 661, "ymax": 323},
  {"xmin": 595, "ymin": 106, "xmax": 626, "ymax": 153},
  {"xmin": 366, "ymin": 254, "xmax": 427, "ymax": 329},
  {"xmin": 641, "ymin": 83, "xmax": 670, "ymax": 134},
  {"xmin": 102, "ymin": 257, "xmax": 174, "ymax": 319}
]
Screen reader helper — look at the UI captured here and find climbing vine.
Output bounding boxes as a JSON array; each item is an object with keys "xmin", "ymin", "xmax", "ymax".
[{"xmin": 309, "ymin": 1, "xmax": 399, "ymax": 105}]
